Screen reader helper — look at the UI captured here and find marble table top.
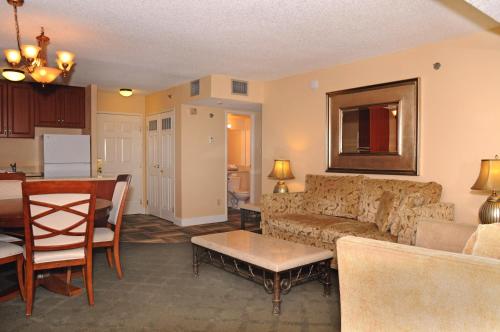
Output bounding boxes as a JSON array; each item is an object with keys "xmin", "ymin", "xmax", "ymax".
[{"xmin": 191, "ymin": 230, "xmax": 333, "ymax": 272}]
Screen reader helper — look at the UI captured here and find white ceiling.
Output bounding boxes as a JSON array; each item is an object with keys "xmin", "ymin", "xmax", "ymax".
[
  {"xmin": 0, "ymin": 0, "xmax": 496, "ymax": 93},
  {"xmin": 465, "ymin": 0, "xmax": 500, "ymax": 22}
]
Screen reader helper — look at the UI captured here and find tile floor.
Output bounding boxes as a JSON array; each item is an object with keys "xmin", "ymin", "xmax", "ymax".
[{"xmin": 120, "ymin": 208, "xmax": 261, "ymax": 244}]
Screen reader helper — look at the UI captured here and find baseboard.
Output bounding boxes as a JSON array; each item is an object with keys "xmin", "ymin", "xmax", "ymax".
[{"xmin": 173, "ymin": 214, "xmax": 227, "ymax": 227}]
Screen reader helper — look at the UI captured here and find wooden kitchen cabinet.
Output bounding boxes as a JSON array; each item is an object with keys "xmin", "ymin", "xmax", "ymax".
[
  {"xmin": 0, "ymin": 80, "xmax": 86, "ymax": 137},
  {"xmin": 7, "ymin": 82, "xmax": 35, "ymax": 138},
  {"xmin": 0, "ymin": 81, "xmax": 7, "ymax": 138},
  {"xmin": 34, "ymin": 85, "xmax": 86, "ymax": 129}
]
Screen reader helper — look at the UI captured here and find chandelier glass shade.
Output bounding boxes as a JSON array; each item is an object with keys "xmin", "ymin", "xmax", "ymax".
[{"xmin": 2, "ymin": 0, "xmax": 75, "ymax": 84}]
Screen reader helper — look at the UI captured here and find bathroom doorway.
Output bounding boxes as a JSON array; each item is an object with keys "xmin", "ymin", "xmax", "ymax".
[{"xmin": 226, "ymin": 112, "xmax": 255, "ymax": 211}]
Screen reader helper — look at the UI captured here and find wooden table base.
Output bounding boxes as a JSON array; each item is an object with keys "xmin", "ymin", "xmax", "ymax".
[{"xmin": 36, "ymin": 270, "xmax": 83, "ymax": 297}]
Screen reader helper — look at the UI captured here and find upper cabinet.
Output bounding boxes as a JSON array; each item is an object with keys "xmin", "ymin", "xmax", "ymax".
[
  {"xmin": 34, "ymin": 84, "xmax": 86, "ymax": 129},
  {"xmin": 8, "ymin": 83, "xmax": 35, "ymax": 138},
  {"xmin": 0, "ymin": 80, "xmax": 86, "ymax": 138}
]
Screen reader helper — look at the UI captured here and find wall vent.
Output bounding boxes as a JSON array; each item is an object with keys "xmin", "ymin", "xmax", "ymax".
[
  {"xmin": 231, "ymin": 79, "xmax": 248, "ymax": 95},
  {"xmin": 190, "ymin": 79, "xmax": 200, "ymax": 96}
]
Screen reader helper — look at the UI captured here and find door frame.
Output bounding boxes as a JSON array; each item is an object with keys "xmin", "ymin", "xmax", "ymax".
[
  {"xmin": 224, "ymin": 110, "xmax": 257, "ymax": 214},
  {"xmin": 146, "ymin": 109, "xmax": 176, "ymax": 218},
  {"xmin": 96, "ymin": 112, "xmax": 145, "ymax": 214}
]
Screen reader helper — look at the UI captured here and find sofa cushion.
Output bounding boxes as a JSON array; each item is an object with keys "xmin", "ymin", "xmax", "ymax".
[
  {"xmin": 375, "ymin": 191, "xmax": 395, "ymax": 233},
  {"xmin": 464, "ymin": 223, "xmax": 500, "ymax": 260},
  {"xmin": 303, "ymin": 175, "xmax": 365, "ymax": 219},
  {"xmin": 358, "ymin": 178, "xmax": 442, "ymax": 224},
  {"xmin": 267, "ymin": 213, "xmax": 353, "ymax": 238}
]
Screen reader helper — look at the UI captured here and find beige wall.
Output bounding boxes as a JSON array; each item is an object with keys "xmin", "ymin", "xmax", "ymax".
[
  {"xmin": 180, "ymin": 104, "xmax": 226, "ymax": 218},
  {"xmin": 0, "ymin": 127, "xmax": 82, "ymax": 174},
  {"xmin": 262, "ymin": 28, "xmax": 500, "ymax": 225},
  {"xmin": 97, "ymin": 90, "xmax": 146, "ymax": 115}
]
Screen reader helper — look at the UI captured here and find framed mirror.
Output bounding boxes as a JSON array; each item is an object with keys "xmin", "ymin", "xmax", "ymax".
[{"xmin": 327, "ymin": 78, "xmax": 419, "ymax": 175}]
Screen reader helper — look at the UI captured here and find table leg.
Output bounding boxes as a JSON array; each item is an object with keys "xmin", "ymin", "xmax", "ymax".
[
  {"xmin": 323, "ymin": 260, "xmax": 331, "ymax": 297},
  {"xmin": 192, "ymin": 245, "xmax": 199, "ymax": 277},
  {"xmin": 272, "ymin": 272, "xmax": 281, "ymax": 315}
]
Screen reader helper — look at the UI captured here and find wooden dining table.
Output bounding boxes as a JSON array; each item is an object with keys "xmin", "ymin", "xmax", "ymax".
[
  {"xmin": 0, "ymin": 198, "xmax": 112, "ymax": 229},
  {"xmin": 0, "ymin": 197, "xmax": 113, "ymax": 297}
]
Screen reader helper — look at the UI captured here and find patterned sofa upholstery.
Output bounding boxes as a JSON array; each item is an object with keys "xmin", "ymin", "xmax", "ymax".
[{"xmin": 261, "ymin": 175, "xmax": 454, "ymax": 268}]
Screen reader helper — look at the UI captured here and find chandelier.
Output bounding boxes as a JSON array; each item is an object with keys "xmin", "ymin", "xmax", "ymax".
[{"xmin": 2, "ymin": 0, "xmax": 75, "ymax": 84}]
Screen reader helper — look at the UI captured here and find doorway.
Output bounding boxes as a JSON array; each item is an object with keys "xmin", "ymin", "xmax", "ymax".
[
  {"xmin": 146, "ymin": 110, "xmax": 175, "ymax": 220},
  {"xmin": 226, "ymin": 112, "xmax": 255, "ymax": 211},
  {"xmin": 96, "ymin": 113, "xmax": 144, "ymax": 214}
]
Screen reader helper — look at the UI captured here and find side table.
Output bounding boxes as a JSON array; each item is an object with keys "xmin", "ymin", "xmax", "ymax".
[{"xmin": 240, "ymin": 203, "xmax": 261, "ymax": 232}]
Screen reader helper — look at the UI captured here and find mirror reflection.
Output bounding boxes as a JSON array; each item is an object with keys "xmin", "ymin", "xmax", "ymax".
[{"xmin": 341, "ymin": 102, "xmax": 399, "ymax": 154}]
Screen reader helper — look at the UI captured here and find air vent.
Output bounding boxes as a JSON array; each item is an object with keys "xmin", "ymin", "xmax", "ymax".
[
  {"xmin": 231, "ymin": 79, "xmax": 248, "ymax": 95},
  {"xmin": 190, "ymin": 79, "xmax": 200, "ymax": 96},
  {"xmin": 162, "ymin": 118, "xmax": 172, "ymax": 130}
]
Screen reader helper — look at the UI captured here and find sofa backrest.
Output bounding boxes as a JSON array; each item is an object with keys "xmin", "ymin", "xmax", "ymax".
[
  {"xmin": 357, "ymin": 178, "xmax": 442, "ymax": 223},
  {"xmin": 303, "ymin": 174, "xmax": 365, "ymax": 219}
]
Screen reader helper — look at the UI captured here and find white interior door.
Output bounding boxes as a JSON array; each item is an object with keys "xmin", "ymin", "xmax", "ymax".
[
  {"xmin": 97, "ymin": 113, "xmax": 144, "ymax": 214},
  {"xmin": 147, "ymin": 111, "xmax": 175, "ymax": 219}
]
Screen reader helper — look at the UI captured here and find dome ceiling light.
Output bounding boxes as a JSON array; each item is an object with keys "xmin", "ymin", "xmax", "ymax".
[{"xmin": 119, "ymin": 89, "xmax": 133, "ymax": 97}]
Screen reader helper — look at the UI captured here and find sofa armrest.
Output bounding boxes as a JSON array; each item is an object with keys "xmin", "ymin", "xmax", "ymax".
[
  {"xmin": 397, "ymin": 202, "xmax": 454, "ymax": 245},
  {"xmin": 415, "ymin": 218, "xmax": 477, "ymax": 253},
  {"xmin": 337, "ymin": 236, "xmax": 500, "ymax": 332}
]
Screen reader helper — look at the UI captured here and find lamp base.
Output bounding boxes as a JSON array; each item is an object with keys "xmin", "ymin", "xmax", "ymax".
[
  {"xmin": 273, "ymin": 181, "xmax": 289, "ymax": 194},
  {"xmin": 479, "ymin": 193, "xmax": 500, "ymax": 224}
]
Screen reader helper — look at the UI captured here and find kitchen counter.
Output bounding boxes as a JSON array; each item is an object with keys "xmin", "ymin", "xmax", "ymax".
[{"xmin": 27, "ymin": 177, "xmax": 114, "ymax": 182}]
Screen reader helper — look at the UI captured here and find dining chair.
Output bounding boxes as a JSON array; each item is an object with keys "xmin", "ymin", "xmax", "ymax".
[
  {"xmin": 0, "ymin": 173, "xmax": 26, "ymax": 244},
  {"xmin": 22, "ymin": 180, "xmax": 97, "ymax": 316},
  {"xmin": 93, "ymin": 174, "xmax": 131, "ymax": 279},
  {"xmin": 0, "ymin": 241, "xmax": 25, "ymax": 302},
  {"xmin": 0, "ymin": 172, "xmax": 26, "ymax": 199}
]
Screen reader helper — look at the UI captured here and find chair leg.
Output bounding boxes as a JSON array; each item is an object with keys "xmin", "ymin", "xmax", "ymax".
[
  {"xmin": 16, "ymin": 255, "xmax": 25, "ymax": 301},
  {"xmin": 113, "ymin": 243, "xmax": 123, "ymax": 279},
  {"xmin": 25, "ymin": 269, "xmax": 35, "ymax": 316},
  {"xmin": 105, "ymin": 248, "xmax": 114, "ymax": 268},
  {"xmin": 84, "ymin": 262, "xmax": 94, "ymax": 306}
]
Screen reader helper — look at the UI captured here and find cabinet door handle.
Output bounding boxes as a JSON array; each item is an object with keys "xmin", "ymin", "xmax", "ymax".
[
  {"xmin": 8, "ymin": 129, "xmax": 12, "ymax": 135},
  {"xmin": 3, "ymin": 129, "xmax": 6, "ymax": 136},
  {"xmin": 61, "ymin": 119, "xmax": 64, "ymax": 122}
]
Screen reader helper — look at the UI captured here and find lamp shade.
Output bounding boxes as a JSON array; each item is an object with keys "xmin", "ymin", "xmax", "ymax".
[
  {"xmin": 268, "ymin": 160, "xmax": 294, "ymax": 180},
  {"xmin": 31, "ymin": 66, "xmax": 61, "ymax": 84},
  {"xmin": 2, "ymin": 68, "xmax": 25, "ymax": 82},
  {"xmin": 471, "ymin": 159, "xmax": 500, "ymax": 192}
]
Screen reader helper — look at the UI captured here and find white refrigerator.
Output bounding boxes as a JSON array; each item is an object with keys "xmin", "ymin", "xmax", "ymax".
[{"xmin": 43, "ymin": 134, "xmax": 91, "ymax": 178}]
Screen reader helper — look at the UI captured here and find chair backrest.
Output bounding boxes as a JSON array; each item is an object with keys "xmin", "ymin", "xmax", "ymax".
[
  {"xmin": 0, "ymin": 172, "xmax": 26, "ymax": 199},
  {"xmin": 108, "ymin": 175, "xmax": 131, "ymax": 226},
  {"xmin": 22, "ymin": 181, "xmax": 97, "ymax": 256}
]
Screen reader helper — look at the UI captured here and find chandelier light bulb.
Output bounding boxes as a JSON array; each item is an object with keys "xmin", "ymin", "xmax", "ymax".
[
  {"xmin": 119, "ymin": 88, "xmax": 133, "ymax": 97},
  {"xmin": 4, "ymin": 49, "xmax": 21, "ymax": 65},
  {"xmin": 21, "ymin": 44, "xmax": 40, "ymax": 60}
]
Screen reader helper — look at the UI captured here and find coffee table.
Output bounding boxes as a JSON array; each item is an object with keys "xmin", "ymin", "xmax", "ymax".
[{"xmin": 191, "ymin": 230, "xmax": 333, "ymax": 315}]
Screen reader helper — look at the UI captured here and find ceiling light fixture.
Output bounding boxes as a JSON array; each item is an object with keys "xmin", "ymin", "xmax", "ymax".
[
  {"xmin": 2, "ymin": 0, "xmax": 75, "ymax": 84},
  {"xmin": 119, "ymin": 88, "xmax": 133, "ymax": 97},
  {"xmin": 2, "ymin": 68, "xmax": 25, "ymax": 81}
]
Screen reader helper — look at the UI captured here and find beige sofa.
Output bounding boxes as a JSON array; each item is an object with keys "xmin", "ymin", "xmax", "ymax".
[
  {"xmin": 261, "ymin": 175, "xmax": 454, "ymax": 268},
  {"xmin": 337, "ymin": 219, "xmax": 500, "ymax": 331}
]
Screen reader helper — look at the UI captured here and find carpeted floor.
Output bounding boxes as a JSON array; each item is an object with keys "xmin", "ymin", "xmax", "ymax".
[{"xmin": 0, "ymin": 243, "xmax": 340, "ymax": 331}]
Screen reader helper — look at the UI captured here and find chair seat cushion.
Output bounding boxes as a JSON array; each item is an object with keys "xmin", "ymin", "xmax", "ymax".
[
  {"xmin": 93, "ymin": 227, "xmax": 115, "ymax": 243},
  {"xmin": 24, "ymin": 247, "xmax": 85, "ymax": 264},
  {"xmin": 0, "ymin": 241, "xmax": 23, "ymax": 259},
  {"xmin": 0, "ymin": 233, "xmax": 22, "ymax": 243}
]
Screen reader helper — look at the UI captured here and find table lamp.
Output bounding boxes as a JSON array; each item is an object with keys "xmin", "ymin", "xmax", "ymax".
[
  {"xmin": 471, "ymin": 156, "xmax": 500, "ymax": 224},
  {"xmin": 268, "ymin": 159, "xmax": 294, "ymax": 193}
]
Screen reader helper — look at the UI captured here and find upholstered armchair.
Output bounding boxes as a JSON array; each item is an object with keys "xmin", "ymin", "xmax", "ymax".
[{"xmin": 337, "ymin": 218, "xmax": 500, "ymax": 331}]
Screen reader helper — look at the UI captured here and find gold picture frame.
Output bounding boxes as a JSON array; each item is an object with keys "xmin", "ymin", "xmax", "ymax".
[{"xmin": 326, "ymin": 78, "xmax": 419, "ymax": 175}]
